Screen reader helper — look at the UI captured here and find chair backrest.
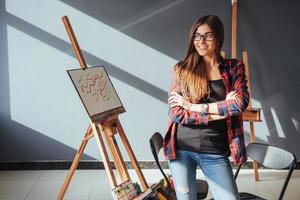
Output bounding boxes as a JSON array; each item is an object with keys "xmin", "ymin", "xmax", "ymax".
[
  {"xmin": 150, "ymin": 132, "xmax": 164, "ymax": 159},
  {"xmin": 240, "ymin": 143, "xmax": 297, "ymax": 200},
  {"xmin": 246, "ymin": 143, "xmax": 296, "ymax": 170},
  {"xmin": 149, "ymin": 132, "xmax": 171, "ymax": 186}
]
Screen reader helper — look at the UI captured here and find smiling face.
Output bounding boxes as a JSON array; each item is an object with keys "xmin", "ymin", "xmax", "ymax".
[{"xmin": 193, "ymin": 24, "xmax": 217, "ymax": 58}]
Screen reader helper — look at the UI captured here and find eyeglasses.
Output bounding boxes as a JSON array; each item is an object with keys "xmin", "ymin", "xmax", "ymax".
[{"xmin": 193, "ymin": 32, "xmax": 214, "ymax": 41}]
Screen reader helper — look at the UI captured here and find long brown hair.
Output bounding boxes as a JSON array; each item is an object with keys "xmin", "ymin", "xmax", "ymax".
[{"xmin": 176, "ymin": 15, "xmax": 224, "ymax": 103}]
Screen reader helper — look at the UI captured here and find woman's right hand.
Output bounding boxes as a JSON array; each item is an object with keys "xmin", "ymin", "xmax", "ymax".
[{"xmin": 168, "ymin": 92, "xmax": 191, "ymax": 110}]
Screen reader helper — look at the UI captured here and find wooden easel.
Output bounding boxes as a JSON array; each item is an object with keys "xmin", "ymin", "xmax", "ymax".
[
  {"xmin": 228, "ymin": 0, "xmax": 262, "ymax": 181},
  {"xmin": 57, "ymin": 16, "xmax": 149, "ymax": 200}
]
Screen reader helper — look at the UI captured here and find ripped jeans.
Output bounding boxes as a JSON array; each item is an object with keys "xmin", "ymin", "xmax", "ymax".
[{"xmin": 169, "ymin": 150, "xmax": 240, "ymax": 200}]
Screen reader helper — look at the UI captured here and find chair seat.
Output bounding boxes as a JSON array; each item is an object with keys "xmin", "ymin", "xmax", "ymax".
[
  {"xmin": 196, "ymin": 179, "xmax": 208, "ymax": 199},
  {"xmin": 239, "ymin": 192, "xmax": 266, "ymax": 200}
]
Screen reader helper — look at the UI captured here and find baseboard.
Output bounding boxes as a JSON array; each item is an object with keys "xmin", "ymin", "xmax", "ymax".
[{"xmin": 1, "ymin": 161, "xmax": 299, "ymax": 170}]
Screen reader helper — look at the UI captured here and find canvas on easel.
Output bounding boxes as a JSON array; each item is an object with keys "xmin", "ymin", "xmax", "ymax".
[{"xmin": 67, "ymin": 66, "xmax": 125, "ymax": 122}]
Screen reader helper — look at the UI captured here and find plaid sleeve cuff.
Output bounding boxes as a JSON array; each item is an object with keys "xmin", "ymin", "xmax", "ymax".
[
  {"xmin": 217, "ymin": 100, "xmax": 229, "ymax": 116},
  {"xmin": 196, "ymin": 113, "xmax": 209, "ymax": 125},
  {"xmin": 217, "ymin": 99, "xmax": 238, "ymax": 116}
]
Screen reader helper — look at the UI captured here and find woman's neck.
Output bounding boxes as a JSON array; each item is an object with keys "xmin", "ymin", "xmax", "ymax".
[{"xmin": 203, "ymin": 54, "xmax": 218, "ymax": 69}]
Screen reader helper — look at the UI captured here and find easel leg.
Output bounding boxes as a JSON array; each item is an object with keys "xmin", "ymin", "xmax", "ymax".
[
  {"xmin": 92, "ymin": 122, "xmax": 117, "ymax": 188},
  {"xmin": 115, "ymin": 119, "xmax": 149, "ymax": 190},
  {"xmin": 243, "ymin": 51, "xmax": 259, "ymax": 181},
  {"xmin": 250, "ymin": 122, "xmax": 259, "ymax": 181},
  {"xmin": 102, "ymin": 122, "xmax": 131, "ymax": 182},
  {"xmin": 57, "ymin": 125, "xmax": 93, "ymax": 200}
]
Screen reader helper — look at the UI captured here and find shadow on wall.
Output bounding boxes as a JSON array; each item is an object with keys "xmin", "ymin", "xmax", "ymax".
[
  {"xmin": 0, "ymin": 119, "xmax": 95, "ymax": 161},
  {"xmin": 238, "ymin": 0, "xmax": 300, "ymax": 155}
]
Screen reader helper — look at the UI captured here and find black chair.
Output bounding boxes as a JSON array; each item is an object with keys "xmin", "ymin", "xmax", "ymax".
[
  {"xmin": 234, "ymin": 143, "xmax": 297, "ymax": 200},
  {"xmin": 149, "ymin": 132, "xmax": 209, "ymax": 200}
]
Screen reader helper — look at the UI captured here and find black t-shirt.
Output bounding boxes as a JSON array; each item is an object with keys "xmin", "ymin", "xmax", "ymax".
[{"xmin": 176, "ymin": 79, "xmax": 230, "ymax": 155}]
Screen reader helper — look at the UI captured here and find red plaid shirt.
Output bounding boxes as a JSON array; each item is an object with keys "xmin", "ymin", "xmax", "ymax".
[{"xmin": 163, "ymin": 58, "xmax": 249, "ymax": 165}]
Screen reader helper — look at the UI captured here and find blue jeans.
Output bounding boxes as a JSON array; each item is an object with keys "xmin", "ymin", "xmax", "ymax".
[{"xmin": 169, "ymin": 150, "xmax": 240, "ymax": 200}]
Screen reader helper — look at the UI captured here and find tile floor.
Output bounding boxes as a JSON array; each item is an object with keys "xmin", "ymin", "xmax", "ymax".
[{"xmin": 0, "ymin": 169, "xmax": 299, "ymax": 200}]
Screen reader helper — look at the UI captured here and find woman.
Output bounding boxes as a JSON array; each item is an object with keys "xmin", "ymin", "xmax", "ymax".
[{"xmin": 163, "ymin": 15, "xmax": 249, "ymax": 200}]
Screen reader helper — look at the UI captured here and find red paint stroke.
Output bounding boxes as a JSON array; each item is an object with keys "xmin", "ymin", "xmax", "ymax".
[{"xmin": 80, "ymin": 73, "xmax": 102, "ymax": 93}]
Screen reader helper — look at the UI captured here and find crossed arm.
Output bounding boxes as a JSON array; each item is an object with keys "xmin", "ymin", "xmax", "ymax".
[
  {"xmin": 167, "ymin": 62, "xmax": 249, "ymax": 125},
  {"xmin": 168, "ymin": 91, "xmax": 238, "ymax": 121}
]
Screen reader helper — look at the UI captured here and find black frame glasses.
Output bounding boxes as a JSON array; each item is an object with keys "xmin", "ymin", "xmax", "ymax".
[{"xmin": 193, "ymin": 32, "xmax": 214, "ymax": 41}]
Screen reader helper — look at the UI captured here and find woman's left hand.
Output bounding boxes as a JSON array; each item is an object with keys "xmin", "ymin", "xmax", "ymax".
[
  {"xmin": 225, "ymin": 91, "xmax": 238, "ymax": 100},
  {"xmin": 168, "ymin": 92, "xmax": 191, "ymax": 110}
]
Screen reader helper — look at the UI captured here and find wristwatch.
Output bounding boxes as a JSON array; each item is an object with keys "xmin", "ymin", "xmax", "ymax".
[{"xmin": 200, "ymin": 103, "xmax": 209, "ymax": 114}]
